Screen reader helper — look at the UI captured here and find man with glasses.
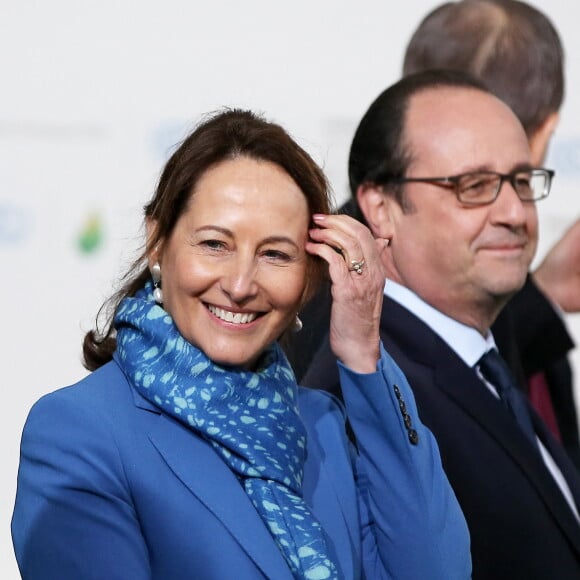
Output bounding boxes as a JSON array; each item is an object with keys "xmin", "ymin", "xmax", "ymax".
[
  {"xmin": 402, "ymin": 0, "xmax": 580, "ymax": 473},
  {"xmin": 304, "ymin": 70, "xmax": 580, "ymax": 579},
  {"xmin": 289, "ymin": 0, "xmax": 580, "ymax": 472}
]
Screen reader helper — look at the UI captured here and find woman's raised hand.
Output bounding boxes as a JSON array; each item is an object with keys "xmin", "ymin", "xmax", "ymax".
[{"xmin": 306, "ymin": 214, "xmax": 389, "ymax": 374}]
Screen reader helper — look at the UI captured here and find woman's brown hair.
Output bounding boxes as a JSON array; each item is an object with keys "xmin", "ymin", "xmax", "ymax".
[{"xmin": 83, "ymin": 109, "xmax": 331, "ymax": 370}]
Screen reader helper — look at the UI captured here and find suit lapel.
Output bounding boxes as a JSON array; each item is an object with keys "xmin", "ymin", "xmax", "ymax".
[
  {"xmin": 381, "ymin": 297, "xmax": 580, "ymax": 554},
  {"xmin": 136, "ymin": 393, "xmax": 293, "ymax": 580},
  {"xmin": 439, "ymin": 359, "xmax": 580, "ymax": 547}
]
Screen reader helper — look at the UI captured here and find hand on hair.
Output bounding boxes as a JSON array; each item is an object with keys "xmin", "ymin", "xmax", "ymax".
[{"xmin": 306, "ymin": 214, "xmax": 388, "ymax": 373}]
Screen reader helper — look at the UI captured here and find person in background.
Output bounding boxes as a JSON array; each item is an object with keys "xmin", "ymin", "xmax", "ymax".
[
  {"xmin": 11, "ymin": 109, "xmax": 470, "ymax": 580},
  {"xmin": 288, "ymin": 0, "xmax": 580, "ymax": 468},
  {"xmin": 303, "ymin": 69, "xmax": 580, "ymax": 579}
]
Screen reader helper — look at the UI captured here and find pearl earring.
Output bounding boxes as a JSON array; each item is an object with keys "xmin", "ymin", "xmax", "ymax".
[
  {"xmin": 292, "ymin": 315, "xmax": 303, "ymax": 333},
  {"xmin": 151, "ymin": 262, "xmax": 163, "ymax": 304}
]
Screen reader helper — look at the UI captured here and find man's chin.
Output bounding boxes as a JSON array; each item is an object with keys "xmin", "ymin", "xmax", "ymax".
[{"xmin": 488, "ymin": 272, "xmax": 529, "ymax": 301}]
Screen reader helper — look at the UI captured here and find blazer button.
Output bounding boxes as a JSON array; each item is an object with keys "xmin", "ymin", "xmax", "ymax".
[
  {"xmin": 403, "ymin": 413, "xmax": 412, "ymax": 429},
  {"xmin": 398, "ymin": 399, "xmax": 407, "ymax": 414},
  {"xmin": 393, "ymin": 385, "xmax": 401, "ymax": 399},
  {"xmin": 408, "ymin": 429, "xmax": 419, "ymax": 445}
]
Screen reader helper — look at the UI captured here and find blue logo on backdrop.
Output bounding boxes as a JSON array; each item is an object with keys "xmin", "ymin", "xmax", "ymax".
[
  {"xmin": 0, "ymin": 204, "xmax": 32, "ymax": 244},
  {"xmin": 550, "ymin": 137, "xmax": 580, "ymax": 177},
  {"xmin": 151, "ymin": 120, "xmax": 191, "ymax": 160}
]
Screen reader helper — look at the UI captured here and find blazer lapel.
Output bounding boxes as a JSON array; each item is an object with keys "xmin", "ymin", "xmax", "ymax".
[
  {"xmin": 134, "ymin": 390, "xmax": 293, "ymax": 580},
  {"xmin": 299, "ymin": 391, "xmax": 357, "ymax": 578},
  {"xmin": 438, "ymin": 360, "xmax": 580, "ymax": 553},
  {"xmin": 382, "ymin": 297, "xmax": 580, "ymax": 554}
]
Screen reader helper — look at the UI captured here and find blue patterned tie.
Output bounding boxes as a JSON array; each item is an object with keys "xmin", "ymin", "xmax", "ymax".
[{"xmin": 478, "ymin": 349, "xmax": 537, "ymax": 444}]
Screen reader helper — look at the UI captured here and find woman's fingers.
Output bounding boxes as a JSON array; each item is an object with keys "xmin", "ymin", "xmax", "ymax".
[
  {"xmin": 309, "ymin": 214, "xmax": 385, "ymax": 277},
  {"xmin": 305, "ymin": 214, "xmax": 387, "ymax": 373}
]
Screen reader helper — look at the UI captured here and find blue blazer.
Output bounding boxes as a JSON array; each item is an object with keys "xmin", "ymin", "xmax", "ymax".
[
  {"xmin": 304, "ymin": 298, "xmax": 580, "ymax": 579},
  {"xmin": 12, "ymin": 347, "xmax": 470, "ymax": 579}
]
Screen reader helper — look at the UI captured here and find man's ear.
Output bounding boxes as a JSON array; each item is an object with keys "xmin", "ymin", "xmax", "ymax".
[
  {"xmin": 529, "ymin": 111, "xmax": 559, "ymax": 166},
  {"xmin": 356, "ymin": 184, "xmax": 395, "ymax": 240}
]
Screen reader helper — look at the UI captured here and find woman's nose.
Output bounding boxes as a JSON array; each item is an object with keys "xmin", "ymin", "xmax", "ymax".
[{"xmin": 219, "ymin": 258, "xmax": 259, "ymax": 302}]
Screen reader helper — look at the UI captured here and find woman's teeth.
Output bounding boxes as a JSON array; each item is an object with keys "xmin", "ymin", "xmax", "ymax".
[{"xmin": 208, "ymin": 305, "xmax": 258, "ymax": 324}]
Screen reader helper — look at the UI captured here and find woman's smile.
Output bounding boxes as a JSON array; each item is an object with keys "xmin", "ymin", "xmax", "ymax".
[
  {"xmin": 206, "ymin": 303, "xmax": 261, "ymax": 325},
  {"xmin": 151, "ymin": 156, "xmax": 310, "ymax": 369}
]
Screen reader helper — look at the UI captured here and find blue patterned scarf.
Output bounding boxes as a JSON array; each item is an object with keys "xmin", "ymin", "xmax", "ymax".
[{"xmin": 114, "ymin": 283, "xmax": 339, "ymax": 580}]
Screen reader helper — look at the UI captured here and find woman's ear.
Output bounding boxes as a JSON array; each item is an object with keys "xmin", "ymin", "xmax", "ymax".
[
  {"xmin": 356, "ymin": 184, "xmax": 395, "ymax": 242},
  {"xmin": 145, "ymin": 218, "xmax": 162, "ymax": 267}
]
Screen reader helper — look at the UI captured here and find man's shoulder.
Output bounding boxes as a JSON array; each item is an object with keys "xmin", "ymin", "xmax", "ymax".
[{"xmin": 379, "ymin": 295, "xmax": 446, "ymax": 361}]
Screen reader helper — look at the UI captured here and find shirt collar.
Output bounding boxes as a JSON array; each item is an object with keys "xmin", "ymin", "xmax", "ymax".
[{"xmin": 384, "ymin": 279, "xmax": 496, "ymax": 367}]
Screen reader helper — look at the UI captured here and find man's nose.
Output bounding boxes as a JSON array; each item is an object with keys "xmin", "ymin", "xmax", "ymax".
[{"xmin": 490, "ymin": 180, "xmax": 528, "ymax": 227}]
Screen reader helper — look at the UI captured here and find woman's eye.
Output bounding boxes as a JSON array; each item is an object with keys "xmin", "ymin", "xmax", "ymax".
[
  {"xmin": 200, "ymin": 239, "xmax": 226, "ymax": 250},
  {"xmin": 263, "ymin": 249, "xmax": 291, "ymax": 261}
]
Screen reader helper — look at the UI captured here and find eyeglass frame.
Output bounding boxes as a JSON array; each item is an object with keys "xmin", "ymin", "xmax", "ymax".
[{"xmin": 384, "ymin": 168, "xmax": 554, "ymax": 206}]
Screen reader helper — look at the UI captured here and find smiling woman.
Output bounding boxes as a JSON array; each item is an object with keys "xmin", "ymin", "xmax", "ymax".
[
  {"xmin": 11, "ymin": 109, "xmax": 471, "ymax": 580},
  {"xmin": 149, "ymin": 157, "xmax": 310, "ymax": 370}
]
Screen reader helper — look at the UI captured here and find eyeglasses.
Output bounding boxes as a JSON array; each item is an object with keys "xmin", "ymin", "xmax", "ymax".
[{"xmin": 389, "ymin": 168, "xmax": 554, "ymax": 206}]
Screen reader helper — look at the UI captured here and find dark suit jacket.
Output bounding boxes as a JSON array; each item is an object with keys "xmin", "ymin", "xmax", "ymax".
[
  {"xmin": 302, "ymin": 296, "xmax": 580, "ymax": 580},
  {"xmin": 493, "ymin": 278, "xmax": 579, "ymax": 466}
]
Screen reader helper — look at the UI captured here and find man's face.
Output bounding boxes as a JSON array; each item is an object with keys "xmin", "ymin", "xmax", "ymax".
[{"xmin": 386, "ymin": 87, "xmax": 538, "ymax": 331}]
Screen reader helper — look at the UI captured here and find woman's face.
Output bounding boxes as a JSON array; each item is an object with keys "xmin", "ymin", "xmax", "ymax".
[{"xmin": 153, "ymin": 156, "xmax": 310, "ymax": 369}]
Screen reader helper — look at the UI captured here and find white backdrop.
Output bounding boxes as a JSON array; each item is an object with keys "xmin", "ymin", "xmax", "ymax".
[{"xmin": 2, "ymin": 1, "xmax": 580, "ymax": 576}]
